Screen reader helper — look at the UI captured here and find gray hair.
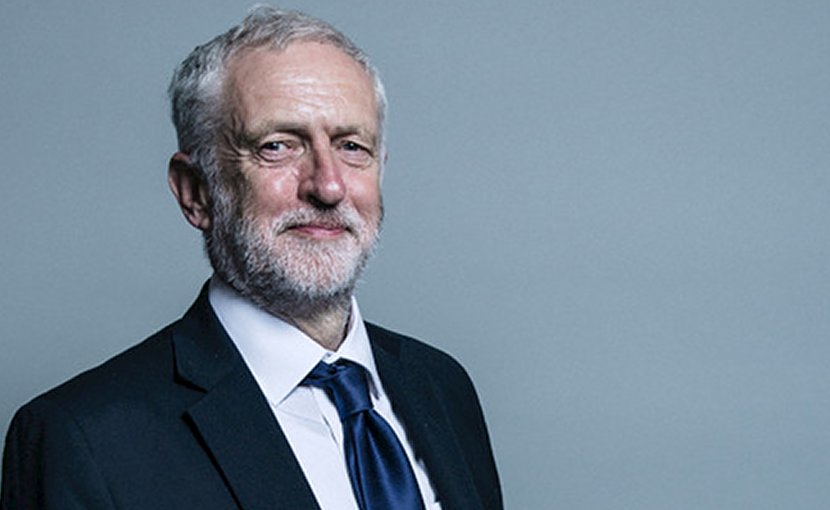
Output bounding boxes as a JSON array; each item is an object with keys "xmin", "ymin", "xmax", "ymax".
[{"xmin": 168, "ymin": 5, "xmax": 387, "ymax": 183}]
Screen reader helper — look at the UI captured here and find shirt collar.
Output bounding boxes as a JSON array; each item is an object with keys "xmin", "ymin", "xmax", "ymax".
[{"xmin": 207, "ymin": 275, "xmax": 382, "ymax": 406}]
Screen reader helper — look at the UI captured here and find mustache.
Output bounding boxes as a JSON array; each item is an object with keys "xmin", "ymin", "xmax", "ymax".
[{"xmin": 272, "ymin": 207, "xmax": 364, "ymax": 234}]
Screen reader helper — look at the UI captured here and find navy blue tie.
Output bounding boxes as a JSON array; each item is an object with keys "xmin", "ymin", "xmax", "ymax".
[{"xmin": 303, "ymin": 359, "xmax": 425, "ymax": 510}]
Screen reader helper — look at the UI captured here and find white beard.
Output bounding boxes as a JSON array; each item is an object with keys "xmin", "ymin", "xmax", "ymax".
[{"xmin": 205, "ymin": 189, "xmax": 380, "ymax": 316}]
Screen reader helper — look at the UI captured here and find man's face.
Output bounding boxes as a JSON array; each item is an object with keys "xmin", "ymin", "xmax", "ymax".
[{"xmin": 206, "ymin": 42, "xmax": 383, "ymax": 311}]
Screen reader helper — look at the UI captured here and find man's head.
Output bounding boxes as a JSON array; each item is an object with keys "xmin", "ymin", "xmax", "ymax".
[{"xmin": 167, "ymin": 6, "xmax": 385, "ymax": 318}]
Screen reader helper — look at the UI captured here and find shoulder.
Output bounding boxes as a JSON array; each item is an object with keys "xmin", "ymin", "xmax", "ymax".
[
  {"xmin": 365, "ymin": 321, "xmax": 458, "ymax": 365},
  {"xmin": 7, "ymin": 320, "xmax": 191, "ymax": 445},
  {"xmin": 366, "ymin": 322, "xmax": 478, "ymax": 407},
  {"xmin": 1, "ymin": 322, "xmax": 187, "ymax": 507},
  {"xmin": 36, "ymin": 282, "xmax": 221, "ymax": 410},
  {"xmin": 365, "ymin": 322, "xmax": 472, "ymax": 381},
  {"xmin": 34, "ymin": 323, "xmax": 179, "ymax": 410}
]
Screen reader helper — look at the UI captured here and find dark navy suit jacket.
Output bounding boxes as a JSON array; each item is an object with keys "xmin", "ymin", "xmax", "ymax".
[{"xmin": 1, "ymin": 287, "xmax": 502, "ymax": 509}]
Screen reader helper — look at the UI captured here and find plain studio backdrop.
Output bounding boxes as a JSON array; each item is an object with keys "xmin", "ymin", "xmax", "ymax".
[{"xmin": 2, "ymin": 1, "xmax": 829, "ymax": 508}]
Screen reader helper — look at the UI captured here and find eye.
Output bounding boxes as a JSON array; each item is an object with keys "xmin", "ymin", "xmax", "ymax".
[
  {"xmin": 341, "ymin": 141, "xmax": 363, "ymax": 152},
  {"xmin": 257, "ymin": 139, "xmax": 303, "ymax": 163},
  {"xmin": 336, "ymin": 140, "xmax": 373, "ymax": 167}
]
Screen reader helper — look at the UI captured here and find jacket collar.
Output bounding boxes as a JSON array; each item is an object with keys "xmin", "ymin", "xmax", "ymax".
[
  {"xmin": 171, "ymin": 284, "xmax": 319, "ymax": 510},
  {"xmin": 370, "ymin": 325, "xmax": 485, "ymax": 510},
  {"xmin": 170, "ymin": 284, "xmax": 484, "ymax": 510}
]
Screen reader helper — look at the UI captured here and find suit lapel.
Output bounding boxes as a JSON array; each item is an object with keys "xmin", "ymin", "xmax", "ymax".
[
  {"xmin": 171, "ymin": 287, "xmax": 319, "ymax": 510},
  {"xmin": 370, "ymin": 327, "xmax": 485, "ymax": 510},
  {"xmin": 169, "ymin": 287, "xmax": 484, "ymax": 509}
]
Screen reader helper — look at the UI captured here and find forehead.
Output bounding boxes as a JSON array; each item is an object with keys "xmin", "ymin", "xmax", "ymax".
[{"xmin": 222, "ymin": 41, "xmax": 378, "ymax": 133}]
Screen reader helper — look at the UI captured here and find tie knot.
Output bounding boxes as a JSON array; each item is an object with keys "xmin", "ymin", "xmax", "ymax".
[{"xmin": 303, "ymin": 359, "xmax": 372, "ymax": 421}]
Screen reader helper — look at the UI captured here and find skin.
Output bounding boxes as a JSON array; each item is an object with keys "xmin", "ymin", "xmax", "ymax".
[{"xmin": 169, "ymin": 42, "xmax": 383, "ymax": 350}]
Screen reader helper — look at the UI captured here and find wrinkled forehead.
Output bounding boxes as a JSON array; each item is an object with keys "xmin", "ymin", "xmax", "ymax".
[{"xmin": 221, "ymin": 42, "xmax": 378, "ymax": 121}]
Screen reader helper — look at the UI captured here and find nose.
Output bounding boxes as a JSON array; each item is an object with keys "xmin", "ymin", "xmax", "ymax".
[{"xmin": 299, "ymin": 141, "xmax": 346, "ymax": 207}]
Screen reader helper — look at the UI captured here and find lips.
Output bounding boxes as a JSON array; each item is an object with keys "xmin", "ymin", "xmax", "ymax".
[
  {"xmin": 274, "ymin": 208, "xmax": 361, "ymax": 240},
  {"xmin": 280, "ymin": 215, "xmax": 354, "ymax": 239},
  {"xmin": 288, "ymin": 223, "xmax": 348, "ymax": 238}
]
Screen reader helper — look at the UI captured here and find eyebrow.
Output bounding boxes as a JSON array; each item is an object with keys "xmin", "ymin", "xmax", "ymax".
[
  {"xmin": 330, "ymin": 125, "xmax": 378, "ymax": 147},
  {"xmin": 243, "ymin": 121, "xmax": 378, "ymax": 148}
]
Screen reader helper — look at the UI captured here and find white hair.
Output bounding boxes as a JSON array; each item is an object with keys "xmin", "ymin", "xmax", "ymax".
[{"xmin": 168, "ymin": 5, "xmax": 387, "ymax": 186}]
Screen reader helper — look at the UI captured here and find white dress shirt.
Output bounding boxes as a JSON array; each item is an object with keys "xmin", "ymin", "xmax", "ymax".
[{"xmin": 208, "ymin": 277, "xmax": 441, "ymax": 510}]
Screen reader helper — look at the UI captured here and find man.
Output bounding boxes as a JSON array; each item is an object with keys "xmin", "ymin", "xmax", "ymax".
[{"xmin": 1, "ymin": 6, "xmax": 502, "ymax": 510}]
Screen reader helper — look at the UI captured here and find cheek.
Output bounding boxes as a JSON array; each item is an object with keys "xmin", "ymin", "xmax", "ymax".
[
  {"xmin": 349, "ymin": 174, "xmax": 382, "ymax": 215},
  {"xmin": 245, "ymin": 169, "xmax": 301, "ymax": 215}
]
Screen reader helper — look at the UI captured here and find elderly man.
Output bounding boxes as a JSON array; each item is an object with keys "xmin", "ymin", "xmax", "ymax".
[{"xmin": 1, "ymin": 6, "xmax": 501, "ymax": 510}]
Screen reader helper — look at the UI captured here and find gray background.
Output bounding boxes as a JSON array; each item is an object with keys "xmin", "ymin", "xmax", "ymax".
[{"xmin": 2, "ymin": 1, "xmax": 829, "ymax": 508}]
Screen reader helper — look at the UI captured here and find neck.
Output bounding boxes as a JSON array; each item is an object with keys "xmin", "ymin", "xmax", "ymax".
[
  {"xmin": 268, "ymin": 295, "xmax": 353, "ymax": 351},
  {"xmin": 217, "ymin": 274, "xmax": 356, "ymax": 351}
]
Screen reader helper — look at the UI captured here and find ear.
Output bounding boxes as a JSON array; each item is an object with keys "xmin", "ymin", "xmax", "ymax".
[
  {"xmin": 168, "ymin": 152, "xmax": 211, "ymax": 231},
  {"xmin": 379, "ymin": 149, "xmax": 389, "ymax": 184}
]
